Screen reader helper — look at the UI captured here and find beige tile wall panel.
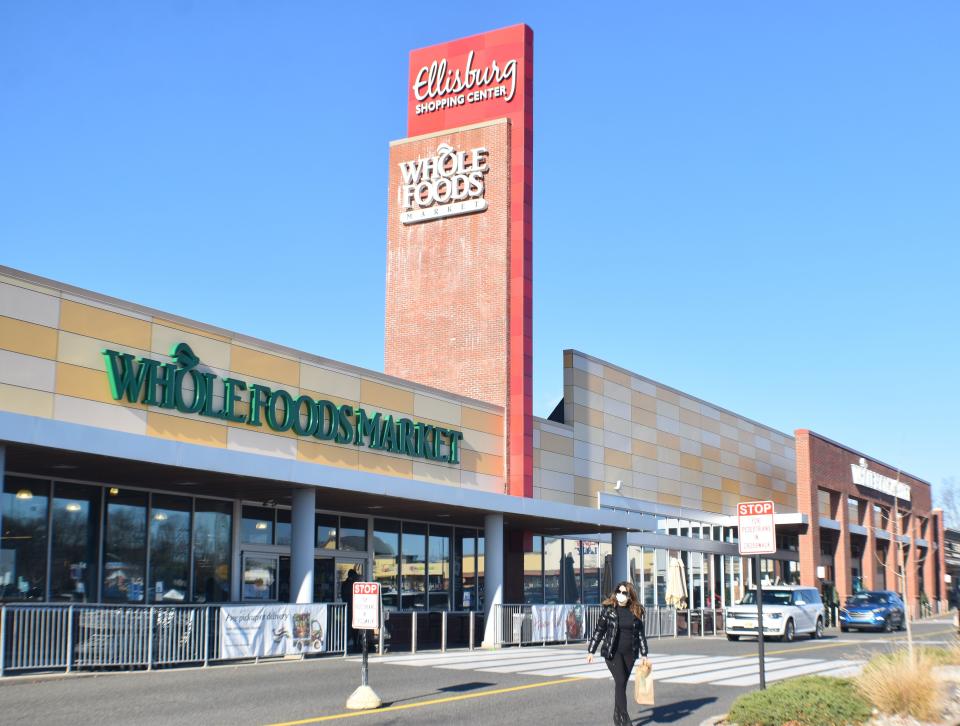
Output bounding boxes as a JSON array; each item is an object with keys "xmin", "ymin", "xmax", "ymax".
[
  {"xmin": 539, "ymin": 469, "xmax": 575, "ymax": 493},
  {"xmin": 659, "ymin": 493, "xmax": 682, "ymax": 506},
  {"xmin": 630, "ymin": 377, "xmax": 656, "ymax": 396},
  {"xmin": 657, "ymin": 446, "xmax": 681, "ymax": 466},
  {"xmin": 0, "ymin": 350, "xmax": 56, "ymax": 391},
  {"xmin": 678, "ymin": 468, "xmax": 703, "ymax": 487},
  {"xmin": 0, "ymin": 383, "xmax": 54, "ymax": 418},
  {"xmin": 460, "ymin": 449, "xmax": 504, "ymax": 477},
  {"xmin": 656, "ymin": 415, "xmax": 681, "ymax": 437},
  {"xmin": 538, "ymin": 430, "xmax": 574, "ymax": 456},
  {"xmin": 719, "ymin": 422, "xmax": 739, "ymax": 440},
  {"xmin": 0, "ymin": 316, "xmax": 58, "ymax": 359},
  {"xmin": 602, "ymin": 397, "xmax": 631, "ymax": 422},
  {"xmin": 413, "ymin": 393, "xmax": 461, "ymax": 426},
  {"xmin": 678, "ymin": 407, "xmax": 700, "ymax": 428},
  {"xmin": 679, "ymin": 437, "xmax": 702, "ymax": 456},
  {"xmin": 656, "ymin": 431, "xmax": 680, "ymax": 450},
  {"xmin": 573, "ymin": 404, "xmax": 603, "ymax": 430},
  {"xmin": 633, "ymin": 457, "xmax": 658, "ymax": 478},
  {"xmin": 602, "ymin": 379, "xmax": 631, "ymax": 405},
  {"xmin": 702, "ymin": 444, "xmax": 721, "ymax": 462},
  {"xmin": 151, "ymin": 324, "xmax": 231, "ymax": 371},
  {"xmin": 297, "ymin": 440, "xmax": 360, "ymax": 469},
  {"xmin": 573, "ymin": 421, "xmax": 604, "ymax": 446},
  {"xmin": 412, "ymin": 460, "xmax": 460, "ymax": 487},
  {"xmin": 572, "ymin": 354, "xmax": 603, "ymax": 376},
  {"xmin": 298, "ymin": 364, "xmax": 361, "ymax": 402},
  {"xmin": 539, "ymin": 450, "xmax": 574, "ymax": 475},
  {"xmin": 57, "ymin": 331, "xmax": 151, "ymax": 371},
  {"xmin": 658, "ymin": 462, "xmax": 682, "ymax": 481},
  {"xmin": 460, "ymin": 428, "xmax": 502, "ymax": 456},
  {"xmin": 631, "ymin": 424, "xmax": 657, "ymax": 445},
  {"xmin": 572, "ymin": 385, "xmax": 602, "ymax": 411},
  {"xmin": 358, "ymin": 451, "xmax": 414, "ymax": 478},
  {"xmin": 702, "ymin": 459, "xmax": 724, "ymax": 477},
  {"xmin": 679, "ymin": 453, "xmax": 703, "ymax": 472},
  {"xmin": 631, "ymin": 440, "xmax": 657, "ymax": 460},
  {"xmin": 56, "ymin": 362, "xmax": 144, "ymax": 409},
  {"xmin": 0, "ymin": 281, "xmax": 60, "ymax": 327},
  {"xmin": 738, "ymin": 456, "xmax": 756, "ymax": 473},
  {"xmin": 574, "ymin": 457, "xmax": 604, "ymax": 481},
  {"xmin": 602, "ymin": 412, "xmax": 631, "ymax": 437},
  {"xmin": 227, "ymin": 427, "xmax": 297, "ymax": 459},
  {"xmin": 603, "ymin": 448, "xmax": 631, "ymax": 471},
  {"xmin": 721, "ymin": 478, "xmax": 740, "ymax": 493},
  {"xmin": 700, "ymin": 403, "xmax": 722, "ymax": 420},
  {"xmin": 656, "ymin": 387, "xmax": 681, "ymax": 406},
  {"xmin": 655, "ymin": 400, "xmax": 680, "ymax": 420},
  {"xmin": 230, "ymin": 345, "xmax": 300, "ymax": 387},
  {"xmin": 573, "ymin": 368, "xmax": 602, "ymax": 394},
  {"xmin": 720, "ymin": 438, "xmax": 739, "ymax": 455},
  {"xmin": 358, "ymin": 378, "xmax": 413, "ymax": 414},
  {"xmin": 701, "ymin": 417, "xmax": 722, "ymax": 436},
  {"xmin": 753, "ymin": 435, "xmax": 772, "ymax": 452},
  {"xmin": 603, "ymin": 430, "xmax": 631, "ymax": 454},
  {"xmin": 631, "ymin": 407, "xmax": 656, "ymax": 428},
  {"xmin": 678, "ymin": 422, "xmax": 702, "ymax": 443},
  {"xmin": 147, "ymin": 411, "xmax": 227, "ymax": 448},
  {"xmin": 61, "ymin": 292, "xmax": 151, "ymax": 321},
  {"xmin": 605, "ymin": 466, "xmax": 632, "ymax": 489},
  {"xmin": 541, "ymin": 488, "xmax": 577, "ymax": 506},
  {"xmin": 60, "ymin": 300, "xmax": 151, "ymax": 351},
  {"xmin": 154, "ymin": 317, "xmax": 231, "ymax": 343},
  {"xmin": 54, "ymin": 395, "xmax": 147, "ymax": 435},
  {"xmin": 702, "ymin": 472, "xmax": 722, "ymax": 489},
  {"xmin": 460, "ymin": 470, "xmax": 503, "ymax": 494},
  {"xmin": 602, "ymin": 365, "xmax": 631, "ymax": 388},
  {"xmin": 532, "ymin": 449, "xmax": 540, "ymax": 469},
  {"xmin": 460, "ymin": 406, "xmax": 503, "ymax": 436},
  {"xmin": 631, "ymin": 391, "xmax": 657, "ymax": 414},
  {"xmin": 574, "ymin": 439, "xmax": 603, "ymax": 464}
]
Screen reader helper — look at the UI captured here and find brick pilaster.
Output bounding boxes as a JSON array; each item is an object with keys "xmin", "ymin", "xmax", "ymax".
[
  {"xmin": 795, "ymin": 430, "xmax": 820, "ymax": 589},
  {"xmin": 835, "ymin": 491, "xmax": 852, "ymax": 601},
  {"xmin": 863, "ymin": 503, "xmax": 877, "ymax": 590},
  {"xmin": 905, "ymin": 513, "xmax": 920, "ymax": 618}
]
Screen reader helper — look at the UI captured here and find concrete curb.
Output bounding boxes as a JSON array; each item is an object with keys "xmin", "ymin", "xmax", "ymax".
[{"xmin": 698, "ymin": 714, "xmax": 728, "ymax": 726}]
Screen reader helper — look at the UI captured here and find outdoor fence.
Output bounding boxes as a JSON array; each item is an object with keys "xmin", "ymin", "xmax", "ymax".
[{"xmin": 0, "ymin": 602, "xmax": 348, "ymax": 676}]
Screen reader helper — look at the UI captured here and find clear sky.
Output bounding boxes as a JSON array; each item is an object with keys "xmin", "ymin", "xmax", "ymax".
[{"xmin": 1, "ymin": 3, "xmax": 957, "ymax": 496}]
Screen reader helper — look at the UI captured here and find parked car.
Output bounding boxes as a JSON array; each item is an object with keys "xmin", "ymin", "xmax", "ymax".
[
  {"xmin": 840, "ymin": 590, "xmax": 905, "ymax": 633},
  {"xmin": 726, "ymin": 585, "xmax": 825, "ymax": 642}
]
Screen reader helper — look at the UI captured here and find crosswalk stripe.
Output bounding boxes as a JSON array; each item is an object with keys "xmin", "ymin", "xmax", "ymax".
[
  {"xmin": 664, "ymin": 657, "xmax": 823, "ymax": 684},
  {"xmin": 710, "ymin": 659, "xmax": 863, "ymax": 687},
  {"xmin": 651, "ymin": 656, "xmax": 785, "ymax": 680}
]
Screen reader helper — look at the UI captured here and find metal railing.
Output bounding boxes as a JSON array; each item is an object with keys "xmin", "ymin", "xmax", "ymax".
[
  {"xmin": 376, "ymin": 610, "xmax": 482, "ymax": 654},
  {"xmin": 0, "ymin": 602, "xmax": 349, "ymax": 676}
]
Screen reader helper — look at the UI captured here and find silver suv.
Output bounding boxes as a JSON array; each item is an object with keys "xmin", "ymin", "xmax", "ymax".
[{"xmin": 725, "ymin": 585, "xmax": 825, "ymax": 642}]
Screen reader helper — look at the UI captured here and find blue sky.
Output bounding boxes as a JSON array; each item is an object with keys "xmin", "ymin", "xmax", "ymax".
[{"xmin": 1, "ymin": 3, "xmax": 957, "ymax": 494}]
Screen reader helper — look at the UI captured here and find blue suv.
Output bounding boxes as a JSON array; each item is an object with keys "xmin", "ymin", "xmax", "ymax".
[{"xmin": 840, "ymin": 590, "xmax": 906, "ymax": 632}]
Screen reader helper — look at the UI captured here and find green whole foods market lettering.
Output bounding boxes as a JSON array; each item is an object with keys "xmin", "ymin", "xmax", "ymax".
[{"xmin": 101, "ymin": 343, "xmax": 463, "ymax": 464}]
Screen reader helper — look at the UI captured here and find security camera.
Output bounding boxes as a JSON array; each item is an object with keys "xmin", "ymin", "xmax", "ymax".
[{"xmin": 614, "ymin": 480, "xmax": 622, "ymax": 491}]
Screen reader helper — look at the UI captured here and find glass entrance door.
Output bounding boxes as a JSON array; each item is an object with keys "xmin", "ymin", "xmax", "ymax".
[
  {"xmin": 314, "ymin": 557, "xmax": 335, "ymax": 603},
  {"xmin": 242, "ymin": 553, "xmax": 278, "ymax": 601},
  {"xmin": 335, "ymin": 559, "xmax": 365, "ymax": 603}
]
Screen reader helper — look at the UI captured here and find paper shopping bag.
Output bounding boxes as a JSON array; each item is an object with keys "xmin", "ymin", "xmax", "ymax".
[{"xmin": 634, "ymin": 658, "xmax": 655, "ymax": 706}]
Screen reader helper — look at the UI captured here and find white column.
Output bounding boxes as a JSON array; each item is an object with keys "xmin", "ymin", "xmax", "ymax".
[
  {"xmin": 0, "ymin": 445, "xmax": 4, "ymax": 564},
  {"xmin": 481, "ymin": 513, "xmax": 503, "ymax": 648},
  {"xmin": 230, "ymin": 500, "xmax": 242, "ymax": 602},
  {"xmin": 612, "ymin": 530, "xmax": 628, "ymax": 586},
  {"xmin": 290, "ymin": 488, "xmax": 315, "ymax": 603}
]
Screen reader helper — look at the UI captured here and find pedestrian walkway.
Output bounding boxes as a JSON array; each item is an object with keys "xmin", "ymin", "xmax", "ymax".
[{"xmin": 360, "ymin": 647, "xmax": 864, "ymax": 688}]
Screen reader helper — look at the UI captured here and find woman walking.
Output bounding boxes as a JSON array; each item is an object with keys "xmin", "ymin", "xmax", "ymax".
[{"xmin": 587, "ymin": 581, "xmax": 649, "ymax": 725}]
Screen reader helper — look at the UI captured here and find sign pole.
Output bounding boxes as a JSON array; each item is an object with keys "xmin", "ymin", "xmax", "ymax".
[
  {"xmin": 346, "ymin": 582, "xmax": 382, "ymax": 711},
  {"xmin": 755, "ymin": 554, "xmax": 766, "ymax": 690}
]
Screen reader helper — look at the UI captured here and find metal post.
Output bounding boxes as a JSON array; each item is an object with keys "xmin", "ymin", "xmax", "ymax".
[
  {"xmin": 755, "ymin": 554, "xmax": 766, "ymax": 690},
  {"xmin": 66, "ymin": 605, "xmax": 74, "ymax": 673},
  {"xmin": 1, "ymin": 604, "xmax": 5, "ymax": 676},
  {"xmin": 342, "ymin": 605, "xmax": 348, "ymax": 658},
  {"xmin": 147, "ymin": 606, "xmax": 154, "ymax": 671},
  {"xmin": 360, "ymin": 627, "xmax": 369, "ymax": 687},
  {"xmin": 411, "ymin": 612, "xmax": 417, "ymax": 654},
  {"xmin": 441, "ymin": 611, "xmax": 447, "ymax": 653},
  {"xmin": 203, "ymin": 607, "xmax": 210, "ymax": 668},
  {"xmin": 469, "ymin": 611, "xmax": 475, "ymax": 651}
]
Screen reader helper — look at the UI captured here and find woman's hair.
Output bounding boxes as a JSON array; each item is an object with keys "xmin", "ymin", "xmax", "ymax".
[{"xmin": 601, "ymin": 580, "xmax": 645, "ymax": 619}]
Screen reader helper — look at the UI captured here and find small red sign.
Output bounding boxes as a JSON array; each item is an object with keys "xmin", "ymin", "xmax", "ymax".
[{"xmin": 737, "ymin": 500, "xmax": 776, "ymax": 555}]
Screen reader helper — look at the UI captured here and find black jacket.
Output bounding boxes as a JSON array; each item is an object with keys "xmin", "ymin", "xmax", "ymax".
[{"xmin": 587, "ymin": 605, "xmax": 648, "ymax": 660}]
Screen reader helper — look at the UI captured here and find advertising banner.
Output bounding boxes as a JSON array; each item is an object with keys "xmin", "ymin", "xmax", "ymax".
[
  {"xmin": 531, "ymin": 604, "xmax": 586, "ymax": 642},
  {"xmin": 219, "ymin": 604, "xmax": 328, "ymax": 659}
]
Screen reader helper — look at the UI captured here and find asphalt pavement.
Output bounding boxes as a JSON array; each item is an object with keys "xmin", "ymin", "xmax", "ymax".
[{"xmin": 1, "ymin": 616, "xmax": 954, "ymax": 726}]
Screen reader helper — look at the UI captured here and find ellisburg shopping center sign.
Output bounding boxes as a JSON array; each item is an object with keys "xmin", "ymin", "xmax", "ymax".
[{"xmin": 101, "ymin": 343, "xmax": 463, "ymax": 464}]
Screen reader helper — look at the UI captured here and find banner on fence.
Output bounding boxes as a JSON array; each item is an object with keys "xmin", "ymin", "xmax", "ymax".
[
  {"xmin": 531, "ymin": 604, "xmax": 585, "ymax": 641},
  {"xmin": 219, "ymin": 604, "xmax": 328, "ymax": 659}
]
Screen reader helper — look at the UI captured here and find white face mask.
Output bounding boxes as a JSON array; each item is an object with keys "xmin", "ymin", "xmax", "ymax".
[{"xmin": 615, "ymin": 593, "xmax": 628, "ymax": 605}]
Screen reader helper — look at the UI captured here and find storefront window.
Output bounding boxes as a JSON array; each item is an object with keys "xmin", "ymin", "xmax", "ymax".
[
  {"xmin": 582, "ymin": 540, "xmax": 600, "ymax": 603},
  {"xmin": 243, "ymin": 555, "xmax": 277, "ymax": 600},
  {"xmin": 339, "ymin": 516, "xmax": 368, "ymax": 552},
  {"xmin": 818, "ymin": 489, "xmax": 833, "ymax": 519},
  {"xmin": 193, "ymin": 498, "xmax": 231, "ymax": 603},
  {"xmin": 275, "ymin": 508, "xmax": 291, "ymax": 546},
  {"xmin": 562, "ymin": 538, "xmax": 582, "ymax": 603},
  {"xmin": 373, "ymin": 519, "xmax": 399, "ymax": 610},
  {"xmin": 642, "ymin": 548, "xmax": 656, "ymax": 608},
  {"xmin": 454, "ymin": 528, "xmax": 478, "ymax": 610},
  {"xmin": 316, "ymin": 513, "xmax": 338, "ymax": 550},
  {"xmin": 476, "ymin": 535, "xmax": 485, "ymax": 611},
  {"xmin": 627, "ymin": 545, "xmax": 643, "ymax": 604},
  {"xmin": 655, "ymin": 549, "xmax": 667, "ymax": 606},
  {"xmin": 522, "ymin": 534, "xmax": 543, "ymax": 604},
  {"xmin": 401, "ymin": 522, "xmax": 426, "ymax": 609},
  {"xmin": 847, "ymin": 498, "xmax": 860, "ymax": 526},
  {"xmin": 241, "ymin": 505, "xmax": 274, "ymax": 545},
  {"xmin": 598, "ymin": 542, "xmax": 613, "ymax": 598},
  {"xmin": 103, "ymin": 488, "xmax": 147, "ymax": 603},
  {"xmin": 428, "ymin": 525, "xmax": 451, "ymax": 610},
  {"xmin": 149, "ymin": 494, "xmax": 191, "ymax": 603},
  {"xmin": 51, "ymin": 483, "xmax": 100, "ymax": 602},
  {"xmin": 544, "ymin": 536, "xmax": 562, "ymax": 603},
  {"xmin": 1, "ymin": 477, "xmax": 49, "ymax": 601}
]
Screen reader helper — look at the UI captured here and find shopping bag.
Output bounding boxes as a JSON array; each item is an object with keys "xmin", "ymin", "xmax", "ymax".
[{"xmin": 634, "ymin": 658, "xmax": 654, "ymax": 706}]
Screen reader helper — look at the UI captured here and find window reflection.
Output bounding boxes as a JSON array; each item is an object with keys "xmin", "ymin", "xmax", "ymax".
[
  {"xmin": 373, "ymin": 519, "xmax": 399, "ymax": 610},
  {"xmin": 316, "ymin": 513, "xmax": 337, "ymax": 550},
  {"xmin": 0, "ymin": 478, "xmax": 49, "ymax": 601},
  {"xmin": 544, "ymin": 536, "xmax": 561, "ymax": 603},
  {"xmin": 339, "ymin": 516, "xmax": 367, "ymax": 552},
  {"xmin": 149, "ymin": 494, "xmax": 191, "ymax": 603},
  {"xmin": 522, "ymin": 534, "xmax": 543, "ymax": 604},
  {"xmin": 194, "ymin": 498, "xmax": 231, "ymax": 603},
  {"xmin": 455, "ymin": 528, "xmax": 478, "ymax": 610},
  {"xmin": 241, "ymin": 505, "xmax": 274, "ymax": 545},
  {"xmin": 401, "ymin": 522, "xmax": 426, "ymax": 609},
  {"xmin": 51, "ymin": 483, "xmax": 100, "ymax": 602},
  {"xmin": 243, "ymin": 555, "xmax": 277, "ymax": 600},
  {"xmin": 103, "ymin": 489, "xmax": 147, "ymax": 603},
  {"xmin": 428, "ymin": 525, "xmax": 451, "ymax": 610}
]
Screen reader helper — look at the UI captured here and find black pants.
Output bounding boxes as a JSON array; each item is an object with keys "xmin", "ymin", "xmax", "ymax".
[{"xmin": 606, "ymin": 648, "xmax": 637, "ymax": 717}]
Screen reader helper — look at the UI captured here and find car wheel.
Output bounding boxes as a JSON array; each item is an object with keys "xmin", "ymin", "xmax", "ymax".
[
  {"xmin": 883, "ymin": 618, "xmax": 893, "ymax": 633},
  {"xmin": 813, "ymin": 618, "xmax": 824, "ymax": 639},
  {"xmin": 727, "ymin": 634, "xmax": 740, "ymax": 641},
  {"xmin": 841, "ymin": 625, "xmax": 849, "ymax": 633},
  {"xmin": 783, "ymin": 619, "xmax": 795, "ymax": 642}
]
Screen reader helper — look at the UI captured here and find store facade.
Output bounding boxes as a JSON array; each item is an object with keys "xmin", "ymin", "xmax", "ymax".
[{"xmin": 0, "ymin": 24, "xmax": 949, "ymax": 671}]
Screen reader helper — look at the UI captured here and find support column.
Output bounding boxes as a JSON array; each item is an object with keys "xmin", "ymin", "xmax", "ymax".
[
  {"xmin": 885, "ymin": 507, "xmax": 898, "ymax": 596},
  {"xmin": 835, "ymin": 495, "xmax": 853, "ymax": 601},
  {"xmin": 0, "ymin": 445, "xmax": 5, "ymax": 560},
  {"xmin": 481, "ymin": 513, "xmax": 504, "ymax": 648},
  {"xmin": 863, "ymin": 503, "xmax": 877, "ymax": 590},
  {"xmin": 795, "ymin": 431, "xmax": 820, "ymax": 589},
  {"xmin": 291, "ymin": 488, "xmax": 315, "ymax": 604},
  {"xmin": 611, "ymin": 530, "xmax": 628, "ymax": 588},
  {"xmin": 906, "ymin": 515, "xmax": 921, "ymax": 618},
  {"xmin": 933, "ymin": 509, "xmax": 947, "ymax": 610}
]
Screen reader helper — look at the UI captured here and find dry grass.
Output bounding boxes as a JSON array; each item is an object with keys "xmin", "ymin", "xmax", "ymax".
[{"xmin": 856, "ymin": 647, "xmax": 946, "ymax": 722}]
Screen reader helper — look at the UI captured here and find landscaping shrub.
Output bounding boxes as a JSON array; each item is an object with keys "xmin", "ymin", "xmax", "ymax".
[
  {"xmin": 727, "ymin": 675, "xmax": 872, "ymax": 726},
  {"xmin": 856, "ymin": 648, "xmax": 945, "ymax": 722}
]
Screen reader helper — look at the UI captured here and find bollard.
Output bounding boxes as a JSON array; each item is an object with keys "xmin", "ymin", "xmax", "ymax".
[
  {"xmin": 411, "ymin": 612, "xmax": 417, "ymax": 654},
  {"xmin": 469, "ymin": 611, "xmax": 475, "ymax": 651},
  {"xmin": 441, "ymin": 611, "xmax": 447, "ymax": 652}
]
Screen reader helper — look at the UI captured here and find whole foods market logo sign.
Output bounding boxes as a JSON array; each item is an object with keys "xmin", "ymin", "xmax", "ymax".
[
  {"xmin": 101, "ymin": 343, "xmax": 463, "ymax": 464},
  {"xmin": 852, "ymin": 458, "xmax": 911, "ymax": 502},
  {"xmin": 398, "ymin": 143, "xmax": 489, "ymax": 225},
  {"xmin": 412, "ymin": 50, "xmax": 517, "ymax": 116}
]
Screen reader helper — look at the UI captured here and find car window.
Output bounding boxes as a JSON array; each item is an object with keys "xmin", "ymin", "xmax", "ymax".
[
  {"xmin": 740, "ymin": 590, "xmax": 793, "ymax": 606},
  {"xmin": 806, "ymin": 589, "xmax": 822, "ymax": 603},
  {"xmin": 847, "ymin": 592, "xmax": 885, "ymax": 605}
]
